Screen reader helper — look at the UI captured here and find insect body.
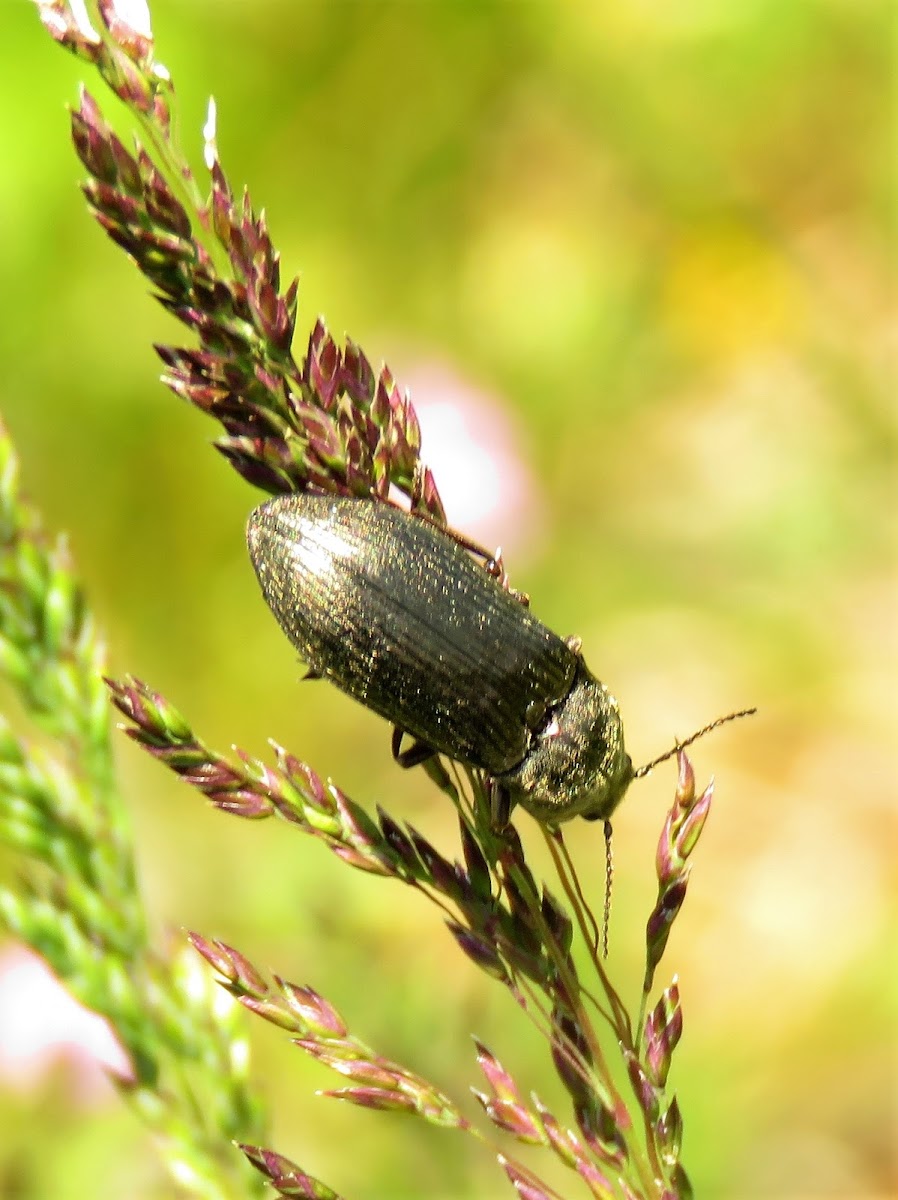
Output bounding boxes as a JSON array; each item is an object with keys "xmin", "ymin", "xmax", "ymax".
[{"xmin": 247, "ymin": 495, "xmax": 633, "ymax": 825}]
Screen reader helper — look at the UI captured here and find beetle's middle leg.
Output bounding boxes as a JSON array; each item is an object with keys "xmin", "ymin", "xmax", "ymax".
[
  {"xmin": 391, "ymin": 725, "xmax": 437, "ymax": 768},
  {"xmin": 488, "ymin": 779, "xmax": 514, "ymax": 829}
]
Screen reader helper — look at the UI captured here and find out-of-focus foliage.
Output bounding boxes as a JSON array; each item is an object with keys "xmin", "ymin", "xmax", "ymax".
[{"xmin": 0, "ymin": 1, "xmax": 893, "ymax": 1198}]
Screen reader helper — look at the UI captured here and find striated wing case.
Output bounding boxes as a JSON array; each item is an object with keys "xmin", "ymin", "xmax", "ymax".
[{"xmin": 247, "ymin": 494, "xmax": 577, "ymax": 774}]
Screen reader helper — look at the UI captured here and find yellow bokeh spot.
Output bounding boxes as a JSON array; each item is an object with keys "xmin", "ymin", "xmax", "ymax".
[
  {"xmin": 663, "ymin": 223, "xmax": 806, "ymax": 360},
  {"xmin": 462, "ymin": 214, "xmax": 603, "ymax": 362}
]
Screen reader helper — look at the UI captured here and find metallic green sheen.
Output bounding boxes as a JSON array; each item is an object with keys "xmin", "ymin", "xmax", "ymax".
[{"xmin": 247, "ymin": 495, "xmax": 632, "ymax": 825}]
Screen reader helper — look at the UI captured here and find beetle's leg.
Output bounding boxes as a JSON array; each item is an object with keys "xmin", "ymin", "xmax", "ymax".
[
  {"xmin": 391, "ymin": 725, "xmax": 437, "ymax": 769},
  {"xmin": 482, "ymin": 548, "xmax": 509, "ymax": 589},
  {"xmin": 488, "ymin": 779, "xmax": 514, "ymax": 829},
  {"xmin": 406, "ymin": 505, "xmax": 507, "ymax": 583},
  {"xmin": 396, "ymin": 501, "xmax": 532, "ymax": 602},
  {"xmin": 482, "ymin": 549, "xmax": 529, "ymax": 606},
  {"xmin": 451, "ymin": 537, "xmax": 529, "ymax": 605},
  {"xmin": 300, "ymin": 665, "xmax": 322, "ymax": 681},
  {"xmin": 442, "ymin": 524, "xmax": 501, "ymax": 576}
]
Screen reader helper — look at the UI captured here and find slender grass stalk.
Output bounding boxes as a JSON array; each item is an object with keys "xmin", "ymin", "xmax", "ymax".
[{"xmin": 0, "ymin": 419, "xmax": 267, "ymax": 1199}]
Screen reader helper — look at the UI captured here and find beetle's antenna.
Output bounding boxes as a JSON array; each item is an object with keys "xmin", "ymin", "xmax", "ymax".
[
  {"xmin": 602, "ymin": 819, "xmax": 613, "ymax": 959},
  {"xmin": 633, "ymin": 707, "xmax": 757, "ymax": 779}
]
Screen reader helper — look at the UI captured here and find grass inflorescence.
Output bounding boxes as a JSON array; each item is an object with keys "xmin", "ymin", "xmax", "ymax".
[{"xmin": 0, "ymin": 3, "xmax": 735, "ymax": 1196}]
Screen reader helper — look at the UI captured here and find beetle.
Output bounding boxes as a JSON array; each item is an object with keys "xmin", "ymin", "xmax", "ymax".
[{"xmin": 247, "ymin": 493, "xmax": 634, "ymax": 826}]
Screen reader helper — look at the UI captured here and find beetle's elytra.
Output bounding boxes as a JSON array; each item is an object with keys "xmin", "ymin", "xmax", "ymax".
[{"xmin": 247, "ymin": 494, "xmax": 633, "ymax": 825}]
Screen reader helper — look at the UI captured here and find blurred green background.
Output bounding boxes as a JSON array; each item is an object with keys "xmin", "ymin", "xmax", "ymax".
[{"xmin": 1, "ymin": 1, "xmax": 894, "ymax": 1197}]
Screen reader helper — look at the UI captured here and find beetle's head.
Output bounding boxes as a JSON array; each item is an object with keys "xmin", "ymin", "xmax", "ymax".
[{"xmin": 503, "ymin": 661, "xmax": 633, "ymax": 826}]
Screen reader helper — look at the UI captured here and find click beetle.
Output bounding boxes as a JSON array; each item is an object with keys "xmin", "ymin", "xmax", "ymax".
[{"xmin": 247, "ymin": 493, "xmax": 634, "ymax": 826}]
